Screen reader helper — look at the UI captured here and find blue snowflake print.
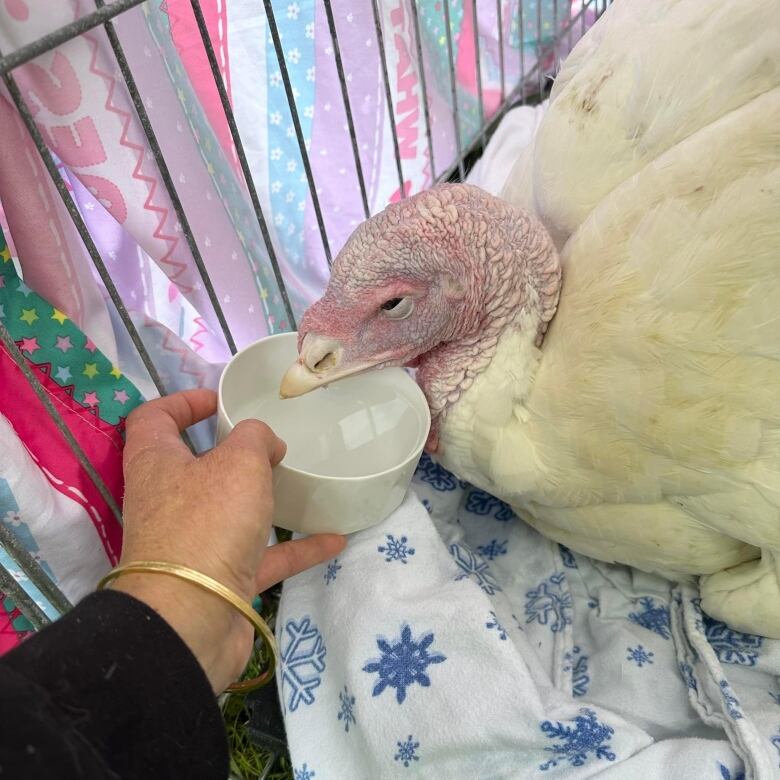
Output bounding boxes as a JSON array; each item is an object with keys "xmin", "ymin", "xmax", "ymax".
[
  {"xmin": 465, "ymin": 488, "xmax": 515, "ymax": 521},
  {"xmin": 280, "ymin": 617, "xmax": 326, "ymax": 712},
  {"xmin": 421, "ymin": 498, "xmax": 432, "ymax": 514},
  {"xmin": 588, "ymin": 598, "xmax": 599, "ymax": 610},
  {"xmin": 337, "ymin": 685, "xmax": 356, "ymax": 732},
  {"xmin": 394, "ymin": 735, "xmax": 420, "ymax": 767},
  {"xmin": 450, "ymin": 543, "xmax": 502, "ymax": 595},
  {"xmin": 525, "ymin": 573, "xmax": 573, "ymax": 633},
  {"xmin": 563, "ymin": 646, "xmax": 590, "ymax": 698},
  {"xmin": 703, "ymin": 614, "xmax": 763, "ymax": 667},
  {"xmin": 294, "ymin": 763, "xmax": 315, "ymax": 780},
  {"xmin": 628, "ymin": 596, "xmax": 671, "ymax": 639},
  {"xmin": 539, "ymin": 708, "xmax": 617, "ymax": 771},
  {"xmin": 324, "ymin": 559, "xmax": 341, "ymax": 585},
  {"xmin": 769, "ymin": 692, "xmax": 780, "ymax": 705},
  {"xmin": 363, "ymin": 625, "xmax": 446, "ymax": 704},
  {"xmin": 772, "ymin": 731, "xmax": 780, "ymax": 764},
  {"xmin": 718, "ymin": 762, "xmax": 746, "ymax": 780},
  {"xmin": 378, "ymin": 534, "xmax": 416, "ymax": 564},
  {"xmin": 626, "ymin": 645, "xmax": 655, "ymax": 668},
  {"xmin": 679, "ymin": 662, "xmax": 698, "ymax": 691},
  {"xmin": 719, "ymin": 679, "xmax": 744, "ymax": 720},
  {"xmin": 476, "ymin": 539, "xmax": 508, "ymax": 561},
  {"xmin": 415, "ymin": 453, "xmax": 457, "ymax": 491},
  {"xmin": 486, "ymin": 610, "xmax": 507, "ymax": 640},
  {"xmin": 559, "ymin": 545, "xmax": 578, "ymax": 569}
]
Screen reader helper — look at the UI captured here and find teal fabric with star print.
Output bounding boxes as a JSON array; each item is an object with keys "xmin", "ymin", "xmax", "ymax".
[{"xmin": 0, "ymin": 229, "xmax": 142, "ymax": 425}]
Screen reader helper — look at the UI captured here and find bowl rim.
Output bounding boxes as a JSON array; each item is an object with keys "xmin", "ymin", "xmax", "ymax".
[{"xmin": 218, "ymin": 331, "xmax": 432, "ymax": 482}]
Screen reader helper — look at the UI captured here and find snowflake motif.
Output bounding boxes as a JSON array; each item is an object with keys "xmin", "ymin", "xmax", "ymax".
[
  {"xmin": 415, "ymin": 453, "xmax": 457, "ymax": 491},
  {"xmin": 679, "ymin": 662, "xmax": 697, "ymax": 691},
  {"xmin": 718, "ymin": 762, "xmax": 746, "ymax": 780},
  {"xmin": 450, "ymin": 544, "xmax": 502, "ymax": 595},
  {"xmin": 362, "ymin": 624, "xmax": 446, "ymax": 704},
  {"xmin": 270, "ymin": 147, "xmax": 283, "ymax": 161},
  {"xmin": 274, "ymin": 214, "xmax": 285, "ymax": 226},
  {"xmin": 703, "ymin": 614, "xmax": 763, "ymax": 667},
  {"xmin": 286, "ymin": 191, "xmax": 295, "ymax": 203},
  {"xmin": 769, "ymin": 692, "xmax": 780, "ymax": 705},
  {"xmin": 476, "ymin": 539, "xmax": 508, "ymax": 561},
  {"xmin": 539, "ymin": 709, "xmax": 616, "ymax": 771},
  {"xmin": 337, "ymin": 686, "xmax": 356, "ymax": 732},
  {"xmin": 772, "ymin": 731, "xmax": 780, "ymax": 763},
  {"xmin": 271, "ymin": 180, "xmax": 283, "ymax": 193},
  {"xmin": 559, "ymin": 545, "xmax": 578, "ymax": 569},
  {"xmin": 464, "ymin": 489, "xmax": 515, "ymax": 521},
  {"xmin": 294, "ymin": 763, "xmax": 315, "ymax": 780},
  {"xmin": 324, "ymin": 559, "xmax": 341, "ymax": 585},
  {"xmin": 302, "ymin": 105, "xmax": 314, "ymax": 119},
  {"xmin": 304, "ymin": 21, "xmax": 315, "ymax": 38},
  {"xmin": 378, "ymin": 534, "xmax": 415, "ymax": 564},
  {"xmin": 628, "ymin": 597, "xmax": 671, "ymax": 639},
  {"xmin": 306, "ymin": 66, "xmax": 315, "ymax": 82},
  {"xmin": 563, "ymin": 646, "xmax": 590, "ymax": 697},
  {"xmin": 287, "ymin": 2, "xmax": 300, "ymax": 19},
  {"xmin": 626, "ymin": 645, "xmax": 655, "ymax": 668},
  {"xmin": 289, "ymin": 48, "xmax": 301, "ymax": 64},
  {"xmin": 486, "ymin": 611, "xmax": 507, "ymax": 640},
  {"xmin": 287, "ymin": 160, "xmax": 298, "ymax": 172},
  {"xmin": 270, "ymin": 71, "xmax": 282, "ymax": 87},
  {"xmin": 394, "ymin": 735, "xmax": 420, "ymax": 767},
  {"xmin": 525, "ymin": 573, "xmax": 572, "ymax": 633},
  {"xmin": 270, "ymin": 111, "xmax": 282, "ymax": 125},
  {"xmin": 719, "ymin": 679, "xmax": 744, "ymax": 720},
  {"xmin": 280, "ymin": 617, "xmax": 327, "ymax": 712},
  {"xmin": 3, "ymin": 510, "xmax": 23, "ymax": 527}
]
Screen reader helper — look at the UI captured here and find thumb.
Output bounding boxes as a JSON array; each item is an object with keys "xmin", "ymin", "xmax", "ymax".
[{"xmin": 218, "ymin": 418, "xmax": 287, "ymax": 467}]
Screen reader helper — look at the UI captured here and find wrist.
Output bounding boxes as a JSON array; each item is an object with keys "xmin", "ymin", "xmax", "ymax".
[{"xmin": 109, "ymin": 572, "xmax": 254, "ymax": 693}]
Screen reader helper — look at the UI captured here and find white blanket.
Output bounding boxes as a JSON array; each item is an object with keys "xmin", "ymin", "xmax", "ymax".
[{"xmin": 277, "ymin": 460, "xmax": 780, "ymax": 779}]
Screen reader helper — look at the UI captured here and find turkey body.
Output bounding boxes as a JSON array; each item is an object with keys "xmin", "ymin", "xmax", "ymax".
[{"xmin": 439, "ymin": 0, "xmax": 780, "ymax": 636}]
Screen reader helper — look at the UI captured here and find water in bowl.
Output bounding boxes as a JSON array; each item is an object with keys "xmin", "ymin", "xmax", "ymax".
[{"xmin": 233, "ymin": 375, "xmax": 425, "ymax": 478}]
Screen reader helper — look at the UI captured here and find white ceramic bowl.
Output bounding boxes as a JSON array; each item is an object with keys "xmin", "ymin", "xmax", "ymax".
[{"xmin": 216, "ymin": 332, "xmax": 430, "ymax": 536}]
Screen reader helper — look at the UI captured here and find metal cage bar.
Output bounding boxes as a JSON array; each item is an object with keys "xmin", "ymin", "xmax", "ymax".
[
  {"xmin": 263, "ymin": 0, "xmax": 332, "ymax": 264},
  {"xmin": 496, "ymin": 0, "xmax": 506, "ymax": 100},
  {"xmin": 409, "ymin": 0, "xmax": 437, "ymax": 180},
  {"xmin": 323, "ymin": 0, "xmax": 371, "ymax": 220},
  {"xmin": 0, "ymin": 65, "xmax": 169, "ymax": 399},
  {"xmin": 0, "ymin": 561, "xmax": 49, "ymax": 631},
  {"xmin": 442, "ymin": 0, "xmax": 465, "ymax": 180},
  {"xmin": 0, "ymin": 0, "xmax": 147, "ymax": 74},
  {"xmin": 189, "ymin": 0, "xmax": 297, "ymax": 330},
  {"xmin": 0, "ymin": 319, "xmax": 124, "ymax": 525},
  {"xmin": 0, "ymin": 523, "xmax": 71, "ymax": 617},
  {"xmin": 370, "ymin": 0, "xmax": 406, "ymax": 198},
  {"xmin": 472, "ymin": 0, "xmax": 486, "ymax": 139},
  {"xmin": 95, "ymin": 0, "xmax": 238, "ymax": 355}
]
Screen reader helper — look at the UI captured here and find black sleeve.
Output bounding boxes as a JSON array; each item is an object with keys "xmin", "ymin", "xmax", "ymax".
[{"xmin": 0, "ymin": 589, "xmax": 229, "ymax": 779}]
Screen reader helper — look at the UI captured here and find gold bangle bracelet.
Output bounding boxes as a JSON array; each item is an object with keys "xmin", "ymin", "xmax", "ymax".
[{"xmin": 96, "ymin": 561, "xmax": 277, "ymax": 694}]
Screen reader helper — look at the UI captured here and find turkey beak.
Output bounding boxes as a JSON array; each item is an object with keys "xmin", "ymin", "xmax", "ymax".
[{"xmin": 279, "ymin": 334, "xmax": 378, "ymax": 399}]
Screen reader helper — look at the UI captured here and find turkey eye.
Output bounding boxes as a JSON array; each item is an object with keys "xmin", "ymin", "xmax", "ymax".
[{"xmin": 380, "ymin": 297, "xmax": 414, "ymax": 320}]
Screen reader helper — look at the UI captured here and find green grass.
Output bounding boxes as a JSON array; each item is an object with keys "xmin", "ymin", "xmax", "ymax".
[{"xmin": 223, "ymin": 576, "xmax": 292, "ymax": 780}]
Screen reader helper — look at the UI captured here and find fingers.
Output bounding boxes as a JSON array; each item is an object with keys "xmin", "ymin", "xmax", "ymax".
[
  {"xmin": 218, "ymin": 418, "xmax": 287, "ymax": 467},
  {"xmin": 124, "ymin": 389, "xmax": 218, "ymax": 467},
  {"xmin": 256, "ymin": 534, "xmax": 346, "ymax": 592}
]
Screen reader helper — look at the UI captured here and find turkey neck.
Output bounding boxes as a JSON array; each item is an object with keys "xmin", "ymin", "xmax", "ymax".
[{"xmin": 415, "ymin": 203, "xmax": 562, "ymax": 426}]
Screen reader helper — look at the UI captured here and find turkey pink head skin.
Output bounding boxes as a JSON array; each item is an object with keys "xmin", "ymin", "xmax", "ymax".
[{"xmin": 280, "ymin": 184, "xmax": 562, "ymax": 453}]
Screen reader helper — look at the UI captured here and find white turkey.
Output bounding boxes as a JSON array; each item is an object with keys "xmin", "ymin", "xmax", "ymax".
[{"xmin": 279, "ymin": 0, "xmax": 780, "ymax": 638}]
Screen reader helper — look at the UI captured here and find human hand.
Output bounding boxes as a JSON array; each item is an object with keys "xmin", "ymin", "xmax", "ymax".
[{"xmin": 111, "ymin": 389, "xmax": 345, "ymax": 693}]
